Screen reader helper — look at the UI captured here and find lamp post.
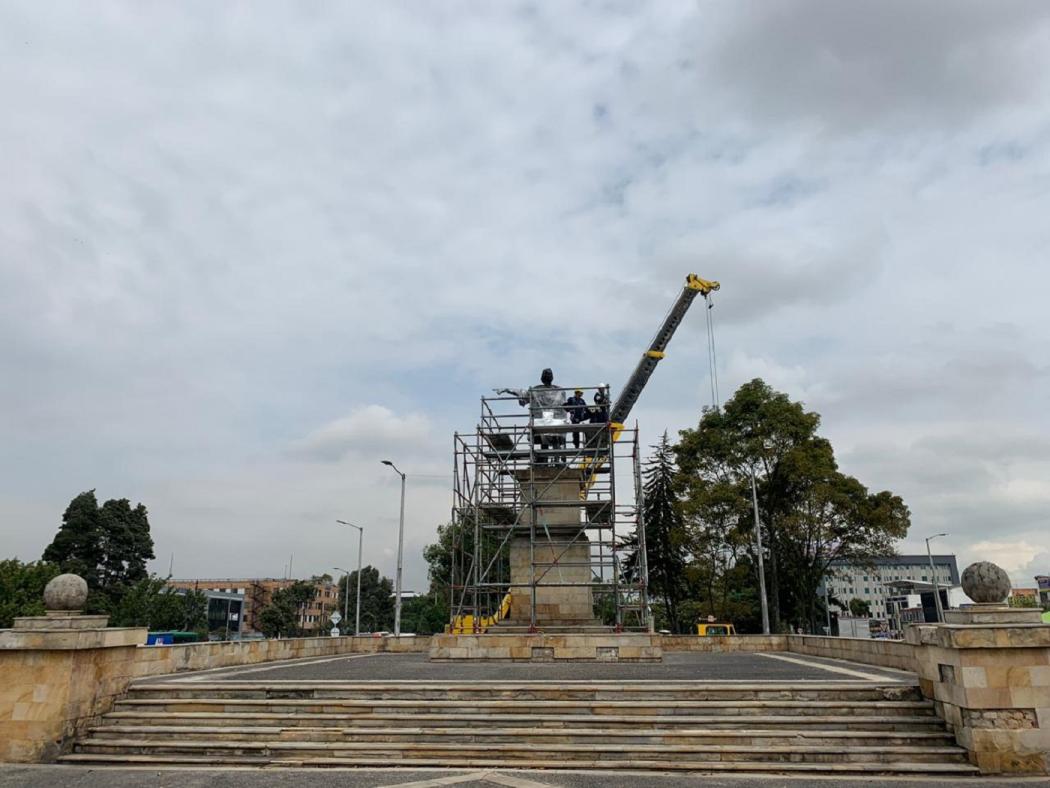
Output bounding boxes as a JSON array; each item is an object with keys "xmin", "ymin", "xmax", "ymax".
[
  {"xmin": 750, "ymin": 470, "xmax": 771, "ymax": 635},
  {"xmin": 334, "ymin": 566, "xmax": 351, "ymax": 634},
  {"xmin": 926, "ymin": 533, "xmax": 948, "ymax": 623},
  {"xmin": 382, "ymin": 460, "xmax": 406, "ymax": 637},
  {"xmin": 336, "ymin": 520, "xmax": 364, "ymax": 636}
]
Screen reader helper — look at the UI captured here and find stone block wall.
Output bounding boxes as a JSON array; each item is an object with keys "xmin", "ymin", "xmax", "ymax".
[
  {"xmin": 661, "ymin": 634, "xmax": 788, "ymax": 652},
  {"xmin": 0, "ymin": 633, "xmax": 429, "ymax": 762},
  {"xmin": 906, "ymin": 623, "xmax": 1050, "ymax": 774},
  {"xmin": 787, "ymin": 634, "xmax": 918, "ymax": 673}
]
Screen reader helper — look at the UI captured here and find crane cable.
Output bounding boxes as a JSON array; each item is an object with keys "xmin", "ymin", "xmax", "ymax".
[{"xmin": 704, "ymin": 292, "xmax": 720, "ymax": 412}]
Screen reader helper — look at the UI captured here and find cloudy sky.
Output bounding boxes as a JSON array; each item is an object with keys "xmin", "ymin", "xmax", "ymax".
[{"xmin": 2, "ymin": 1, "xmax": 1048, "ymax": 591}]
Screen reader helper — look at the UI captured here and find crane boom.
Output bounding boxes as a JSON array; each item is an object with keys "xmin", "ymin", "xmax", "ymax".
[{"xmin": 609, "ymin": 273, "xmax": 720, "ymax": 426}]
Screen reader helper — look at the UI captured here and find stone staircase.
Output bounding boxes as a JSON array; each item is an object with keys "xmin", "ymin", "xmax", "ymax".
[{"xmin": 60, "ymin": 680, "xmax": 979, "ymax": 774}]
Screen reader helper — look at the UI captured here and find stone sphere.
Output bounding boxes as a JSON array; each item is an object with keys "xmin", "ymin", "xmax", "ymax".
[
  {"xmin": 43, "ymin": 573, "xmax": 89, "ymax": 611},
  {"xmin": 961, "ymin": 561, "xmax": 1012, "ymax": 604}
]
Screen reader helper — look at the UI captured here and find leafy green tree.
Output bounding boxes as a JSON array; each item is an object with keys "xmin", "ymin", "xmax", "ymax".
[
  {"xmin": 1008, "ymin": 594, "xmax": 1039, "ymax": 609},
  {"xmin": 400, "ymin": 594, "xmax": 448, "ymax": 635},
  {"xmin": 848, "ymin": 597, "xmax": 872, "ymax": 617},
  {"xmin": 42, "ymin": 490, "xmax": 156, "ymax": 608},
  {"xmin": 424, "ymin": 518, "xmax": 508, "ymax": 624},
  {"xmin": 676, "ymin": 379, "xmax": 909, "ymax": 632},
  {"xmin": 107, "ymin": 576, "xmax": 208, "ymax": 632},
  {"xmin": 0, "ymin": 559, "xmax": 61, "ymax": 628},
  {"xmin": 256, "ymin": 580, "xmax": 316, "ymax": 638},
  {"xmin": 336, "ymin": 566, "xmax": 394, "ymax": 633}
]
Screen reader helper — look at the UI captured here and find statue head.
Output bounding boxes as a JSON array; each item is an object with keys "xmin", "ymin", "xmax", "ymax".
[{"xmin": 540, "ymin": 368, "xmax": 554, "ymax": 386}]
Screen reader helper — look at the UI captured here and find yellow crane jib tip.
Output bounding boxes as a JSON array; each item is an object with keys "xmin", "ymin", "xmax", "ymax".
[
  {"xmin": 645, "ymin": 350, "xmax": 666, "ymax": 359},
  {"xmin": 686, "ymin": 273, "xmax": 721, "ymax": 295}
]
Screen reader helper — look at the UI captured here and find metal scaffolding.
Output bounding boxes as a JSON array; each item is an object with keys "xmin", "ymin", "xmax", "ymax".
[{"xmin": 448, "ymin": 386, "xmax": 651, "ymax": 633}]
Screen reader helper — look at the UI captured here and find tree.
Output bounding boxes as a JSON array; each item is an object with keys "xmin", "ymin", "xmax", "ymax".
[
  {"xmin": 0, "ymin": 559, "xmax": 61, "ymax": 628},
  {"xmin": 256, "ymin": 580, "xmax": 316, "ymax": 638},
  {"xmin": 676, "ymin": 379, "xmax": 910, "ymax": 632},
  {"xmin": 42, "ymin": 491, "xmax": 156, "ymax": 608},
  {"xmin": 848, "ymin": 597, "xmax": 871, "ymax": 617},
  {"xmin": 1008, "ymin": 594, "xmax": 1039, "ymax": 609},
  {"xmin": 423, "ymin": 519, "xmax": 509, "ymax": 624},
  {"xmin": 335, "ymin": 566, "xmax": 394, "ymax": 633},
  {"xmin": 624, "ymin": 433, "xmax": 689, "ymax": 632},
  {"xmin": 107, "ymin": 576, "xmax": 207, "ymax": 632}
]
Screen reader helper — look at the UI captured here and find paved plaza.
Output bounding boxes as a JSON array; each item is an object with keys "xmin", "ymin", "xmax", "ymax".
[
  {"xmin": 1, "ymin": 765, "xmax": 1043, "ymax": 788},
  {"xmin": 146, "ymin": 650, "xmax": 915, "ymax": 685}
]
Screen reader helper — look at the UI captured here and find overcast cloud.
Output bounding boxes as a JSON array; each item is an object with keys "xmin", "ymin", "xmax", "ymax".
[{"xmin": 2, "ymin": 1, "xmax": 1048, "ymax": 590}]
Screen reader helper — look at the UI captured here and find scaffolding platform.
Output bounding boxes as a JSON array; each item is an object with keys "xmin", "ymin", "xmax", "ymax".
[{"xmin": 445, "ymin": 386, "xmax": 651, "ymax": 636}]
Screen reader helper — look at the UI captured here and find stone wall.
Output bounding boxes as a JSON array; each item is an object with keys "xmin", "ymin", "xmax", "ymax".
[
  {"xmin": 787, "ymin": 634, "xmax": 918, "ymax": 672},
  {"xmin": 661, "ymin": 634, "xmax": 787, "ymax": 652},
  {"xmin": 0, "ymin": 633, "xmax": 429, "ymax": 763},
  {"xmin": 429, "ymin": 632, "xmax": 660, "ymax": 661}
]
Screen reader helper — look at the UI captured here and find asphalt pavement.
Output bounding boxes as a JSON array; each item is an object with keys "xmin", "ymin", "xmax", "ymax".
[{"xmin": 145, "ymin": 651, "xmax": 913, "ymax": 684}]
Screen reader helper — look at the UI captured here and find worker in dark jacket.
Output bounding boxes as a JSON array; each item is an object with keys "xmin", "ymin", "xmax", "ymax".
[{"xmin": 565, "ymin": 389, "xmax": 588, "ymax": 448}]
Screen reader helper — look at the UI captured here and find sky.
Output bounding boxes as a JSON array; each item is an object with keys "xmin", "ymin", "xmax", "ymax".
[{"xmin": 1, "ymin": 1, "xmax": 1048, "ymax": 591}]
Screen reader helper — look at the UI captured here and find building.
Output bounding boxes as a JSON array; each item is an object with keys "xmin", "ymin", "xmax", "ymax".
[
  {"xmin": 167, "ymin": 577, "xmax": 340, "ymax": 635},
  {"xmin": 1036, "ymin": 575, "xmax": 1050, "ymax": 608},
  {"xmin": 819, "ymin": 555, "xmax": 960, "ymax": 620}
]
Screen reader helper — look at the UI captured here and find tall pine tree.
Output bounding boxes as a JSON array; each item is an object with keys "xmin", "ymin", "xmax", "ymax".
[
  {"xmin": 42, "ymin": 490, "xmax": 156, "ymax": 605},
  {"xmin": 628, "ymin": 432, "xmax": 689, "ymax": 633}
]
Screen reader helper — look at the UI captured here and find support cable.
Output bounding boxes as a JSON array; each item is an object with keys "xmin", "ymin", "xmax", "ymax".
[{"xmin": 705, "ymin": 292, "xmax": 721, "ymax": 412}]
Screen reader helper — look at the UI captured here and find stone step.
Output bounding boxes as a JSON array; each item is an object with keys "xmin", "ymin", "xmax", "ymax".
[
  {"xmin": 89, "ymin": 724, "xmax": 957, "ymax": 748},
  {"xmin": 126, "ymin": 682, "xmax": 922, "ymax": 703},
  {"xmin": 101, "ymin": 711, "xmax": 948, "ymax": 730},
  {"xmin": 57, "ymin": 752, "xmax": 981, "ymax": 774},
  {"xmin": 71, "ymin": 737, "xmax": 972, "ymax": 765},
  {"xmin": 113, "ymin": 698, "xmax": 935, "ymax": 717}
]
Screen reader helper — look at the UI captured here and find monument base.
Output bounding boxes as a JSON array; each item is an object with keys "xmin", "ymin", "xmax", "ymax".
[{"xmin": 428, "ymin": 632, "xmax": 662, "ymax": 662}]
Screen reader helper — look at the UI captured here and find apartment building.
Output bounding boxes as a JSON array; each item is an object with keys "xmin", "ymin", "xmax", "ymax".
[{"xmin": 168, "ymin": 577, "xmax": 340, "ymax": 635}]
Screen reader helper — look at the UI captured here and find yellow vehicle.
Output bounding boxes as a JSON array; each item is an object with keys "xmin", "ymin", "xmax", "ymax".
[{"xmin": 696, "ymin": 622, "xmax": 737, "ymax": 636}]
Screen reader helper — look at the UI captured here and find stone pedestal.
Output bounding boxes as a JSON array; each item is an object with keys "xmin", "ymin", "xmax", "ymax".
[
  {"xmin": 0, "ymin": 612, "xmax": 147, "ymax": 762},
  {"xmin": 505, "ymin": 467, "xmax": 598, "ymax": 627},
  {"xmin": 907, "ymin": 603, "xmax": 1050, "ymax": 774}
]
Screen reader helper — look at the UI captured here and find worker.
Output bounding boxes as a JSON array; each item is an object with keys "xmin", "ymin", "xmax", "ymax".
[
  {"xmin": 589, "ymin": 390, "xmax": 609, "ymax": 424},
  {"xmin": 565, "ymin": 389, "xmax": 588, "ymax": 448}
]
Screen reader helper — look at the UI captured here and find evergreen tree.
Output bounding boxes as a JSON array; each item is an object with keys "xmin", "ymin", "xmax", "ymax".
[
  {"xmin": 42, "ymin": 490, "xmax": 156, "ymax": 606},
  {"xmin": 627, "ymin": 432, "xmax": 689, "ymax": 633}
]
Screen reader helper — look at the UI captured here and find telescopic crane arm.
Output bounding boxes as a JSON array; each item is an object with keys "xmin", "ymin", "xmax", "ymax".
[{"xmin": 609, "ymin": 273, "xmax": 720, "ymax": 426}]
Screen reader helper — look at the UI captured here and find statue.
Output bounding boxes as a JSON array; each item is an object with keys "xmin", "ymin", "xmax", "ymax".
[{"xmin": 498, "ymin": 368, "xmax": 567, "ymax": 460}]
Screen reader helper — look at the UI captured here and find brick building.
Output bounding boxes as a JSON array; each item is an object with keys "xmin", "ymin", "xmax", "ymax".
[{"xmin": 167, "ymin": 577, "xmax": 340, "ymax": 635}]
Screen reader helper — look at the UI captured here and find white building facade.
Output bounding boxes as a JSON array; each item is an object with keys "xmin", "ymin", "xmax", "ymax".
[{"xmin": 819, "ymin": 555, "xmax": 960, "ymax": 619}]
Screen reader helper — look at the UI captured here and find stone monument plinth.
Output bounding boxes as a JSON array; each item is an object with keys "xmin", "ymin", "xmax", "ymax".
[{"xmin": 906, "ymin": 560, "xmax": 1050, "ymax": 774}]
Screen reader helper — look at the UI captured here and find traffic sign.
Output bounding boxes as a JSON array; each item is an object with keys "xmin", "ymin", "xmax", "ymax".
[
  {"xmin": 330, "ymin": 627, "xmax": 340, "ymax": 637},
  {"xmin": 330, "ymin": 611, "xmax": 342, "ymax": 625}
]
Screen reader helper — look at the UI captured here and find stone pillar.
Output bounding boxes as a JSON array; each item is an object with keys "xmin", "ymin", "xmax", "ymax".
[
  {"xmin": 907, "ymin": 561, "xmax": 1050, "ymax": 774},
  {"xmin": 0, "ymin": 574, "xmax": 147, "ymax": 762},
  {"xmin": 506, "ymin": 467, "xmax": 597, "ymax": 626}
]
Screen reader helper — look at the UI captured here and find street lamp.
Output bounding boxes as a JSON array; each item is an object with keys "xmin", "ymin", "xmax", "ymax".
[
  {"xmin": 381, "ymin": 460, "xmax": 407, "ymax": 637},
  {"xmin": 336, "ymin": 520, "xmax": 364, "ymax": 635},
  {"xmin": 749, "ymin": 469, "xmax": 771, "ymax": 635},
  {"xmin": 926, "ymin": 533, "xmax": 948, "ymax": 623}
]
